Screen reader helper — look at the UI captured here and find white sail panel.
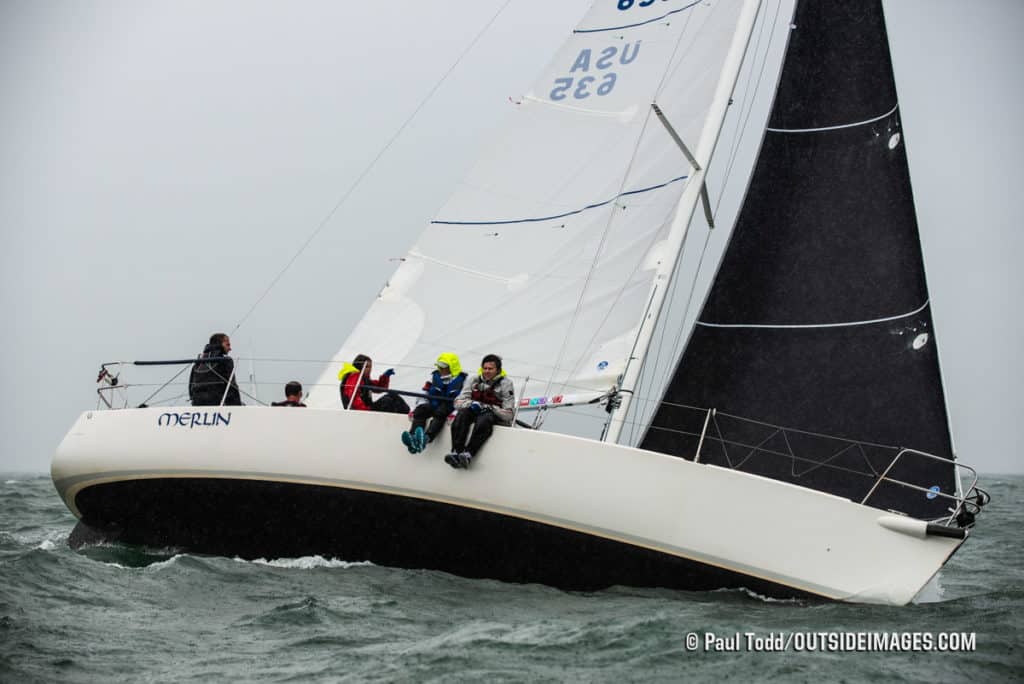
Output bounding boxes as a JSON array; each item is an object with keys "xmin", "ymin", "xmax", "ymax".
[{"xmin": 310, "ymin": 0, "xmax": 749, "ymax": 408}]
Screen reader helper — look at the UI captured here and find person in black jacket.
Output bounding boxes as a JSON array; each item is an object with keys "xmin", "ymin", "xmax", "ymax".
[
  {"xmin": 271, "ymin": 381, "xmax": 306, "ymax": 407},
  {"xmin": 189, "ymin": 333, "xmax": 243, "ymax": 406}
]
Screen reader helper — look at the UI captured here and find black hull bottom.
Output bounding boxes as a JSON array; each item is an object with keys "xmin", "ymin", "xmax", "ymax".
[{"xmin": 70, "ymin": 478, "xmax": 816, "ymax": 600}]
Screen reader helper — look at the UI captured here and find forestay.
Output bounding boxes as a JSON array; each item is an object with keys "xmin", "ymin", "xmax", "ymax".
[{"xmin": 310, "ymin": 1, "xmax": 752, "ymax": 408}]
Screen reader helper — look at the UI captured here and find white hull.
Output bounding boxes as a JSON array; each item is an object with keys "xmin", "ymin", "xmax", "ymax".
[{"xmin": 52, "ymin": 407, "xmax": 964, "ymax": 604}]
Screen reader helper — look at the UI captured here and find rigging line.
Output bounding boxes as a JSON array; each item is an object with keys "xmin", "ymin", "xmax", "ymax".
[
  {"xmin": 669, "ymin": 226, "xmax": 714, "ymax": 366},
  {"xmin": 577, "ymin": 6, "xmax": 700, "ymax": 420},
  {"xmin": 714, "ymin": 0, "xmax": 782, "ymax": 215},
  {"xmin": 558, "ymin": 201, "xmax": 677, "ymax": 397},
  {"xmin": 718, "ymin": 0, "xmax": 769, "ymax": 175},
  {"xmin": 621, "ymin": 201, "xmax": 694, "ymax": 444},
  {"xmin": 641, "ymin": 199, "xmax": 692, "ymax": 435},
  {"xmin": 644, "ymin": 423, "xmax": 885, "ymax": 480},
  {"xmin": 696, "ymin": 299, "xmax": 931, "ymax": 329},
  {"xmin": 629, "ymin": 4, "xmax": 787, "ymax": 432},
  {"xmin": 230, "ymin": 0, "xmax": 516, "ymax": 334},
  {"xmin": 652, "ymin": 0, "xmax": 700, "ymax": 99},
  {"xmin": 711, "ymin": 409, "xmax": 901, "ymax": 450},
  {"xmin": 546, "ymin": 7, "xmax": 699, "ymax": 402},
  {"xmin": 766, "ymin": 103, "xmax": 899, "ymax": 133},
  {"xmin": 657, "ymin": 0, "xmax": 714, "ymax": 94},
  {"xmin": 630, "ymin": 224, "xmax": 714, "ymax": 447},
  {"xmin": 540, "ymin": 107, "xmax": 657, "ymax": 401}
]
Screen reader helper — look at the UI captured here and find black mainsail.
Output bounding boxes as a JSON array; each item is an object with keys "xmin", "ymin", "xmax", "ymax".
[{"xmin": 640, "ymin": 0, "xmax": 957, "ymax": 519}]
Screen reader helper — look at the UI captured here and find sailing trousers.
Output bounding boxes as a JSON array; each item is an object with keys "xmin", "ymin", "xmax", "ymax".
[
  {"xmin": 411, "ymin": 403, "xmax": 451, "ymax": 442},
  {"xmin": 450, "ymin": 407, "xmax": 496, "ymax": 456}
]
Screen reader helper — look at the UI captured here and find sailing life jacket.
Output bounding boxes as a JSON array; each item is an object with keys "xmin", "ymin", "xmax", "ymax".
[
  {"xmin": 455, "ymin": 370, "xmax": 515, "ymax": 425},
  {"xmin": 338, "ymin": 362, "xmax": 390, "ymax": 410},
  {"xmin": 423, "ymin": 371, "xmax": 467, "ymax": 410}
]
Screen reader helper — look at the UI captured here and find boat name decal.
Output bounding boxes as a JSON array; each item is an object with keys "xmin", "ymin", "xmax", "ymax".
[{"xmin": 157, "ymin": 411, "xmax": 232, "ymax": 428}]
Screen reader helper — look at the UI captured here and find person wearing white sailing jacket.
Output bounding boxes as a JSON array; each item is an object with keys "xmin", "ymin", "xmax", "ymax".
[{"xmin": 445, "ymin": 354, "xmax": 514, "ymax": 469}]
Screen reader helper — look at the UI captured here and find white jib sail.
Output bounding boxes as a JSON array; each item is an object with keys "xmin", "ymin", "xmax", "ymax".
[{"xmin": 309, "ymin": 1, "xmax": 755, "ymax": 411}]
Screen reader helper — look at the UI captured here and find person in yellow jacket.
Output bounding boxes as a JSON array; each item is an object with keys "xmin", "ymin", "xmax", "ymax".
[{"xmin": 401, "ymin": 353, "xmax": 467, "ymax": 453}]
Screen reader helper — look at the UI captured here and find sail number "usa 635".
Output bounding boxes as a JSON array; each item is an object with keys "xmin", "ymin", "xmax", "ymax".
[{"xmin": 549, "ymin": 42, "xmax": 641, "ymax": 101}]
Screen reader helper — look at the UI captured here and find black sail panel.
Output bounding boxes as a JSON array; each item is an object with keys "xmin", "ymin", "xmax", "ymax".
[{"xmin": 639, "ymin": 0, "xmax": 956, "ymax": 519}]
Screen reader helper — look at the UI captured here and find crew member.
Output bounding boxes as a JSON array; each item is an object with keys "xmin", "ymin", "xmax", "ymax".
[
  {"xmin": 272, "ymin": 381, "xmax": 306, "ymax": 407},
  {"xmin": 401, "ymin": 352, "xmax": 466, "ymax": 453},
  {"xmin": 338, "ymin": 354, "xmax": 409, "ymax": 413},
  {"xmin": 189, "ymin": 333, "xmax": 243, "ymax": 406},
  {"xmin": 445, "ymin": 354, "xmax": 514, "ymax": 469}
]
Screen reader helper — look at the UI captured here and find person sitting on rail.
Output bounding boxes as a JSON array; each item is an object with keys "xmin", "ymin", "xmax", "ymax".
[
  {"xmin": 271, "ymin": 381, "xmax": 306, "ymax": 407},
  {"xmin": 338, "ymin": 354, "xmax": 409, "ymax": 413},
  {"xmin": 401, "ymin": 352, "xmax": 467, "ymax": 454},
  {"xmin": 189, "ymin": 332, "xmax": 243, "ymax": 406},
  {"xmin": 445, "ymin": 354, "xmax": 514, "ymax": 469}
]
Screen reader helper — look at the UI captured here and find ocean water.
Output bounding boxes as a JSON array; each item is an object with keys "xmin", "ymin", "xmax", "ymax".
[{"xmin": 1, "ymin": 473, "xmax": 1020, "ymax": 682}]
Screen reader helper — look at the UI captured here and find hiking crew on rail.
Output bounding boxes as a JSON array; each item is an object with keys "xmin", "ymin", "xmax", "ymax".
[
  {"xmin": 445, "ymin": 354, "xmax": 514, "ymax": 469},
  {"xmin": 401, "ymin": 352, "xmax": 467, "ymax": 454}
]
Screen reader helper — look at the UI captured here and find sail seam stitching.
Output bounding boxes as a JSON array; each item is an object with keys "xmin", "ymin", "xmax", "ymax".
[
  {"xmin": 765, "ymin": 103, "xmax": 899, "ymax": 133},
  {"xmin": 696, "ymin": 299, "xmax": 929, "ymax": 329}
]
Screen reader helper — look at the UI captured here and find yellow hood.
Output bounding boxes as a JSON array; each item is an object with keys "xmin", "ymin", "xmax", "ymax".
[
  {"xmin": 337, "ymin": 362, "xmax": 360, "ymax": 381},
  {"xmin": 436, "ymin": 352, "xmax": 462, "ymax": 377}
]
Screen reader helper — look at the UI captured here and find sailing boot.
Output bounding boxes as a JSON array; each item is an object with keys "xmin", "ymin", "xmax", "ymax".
[
  {"xmin": 413, "ymin": 426, "xmax": 426, "ymax": 452},
  {"xmin": 401, "ymin": 431, "xmax": 417, "ymax": 454},
  {"xmin": 457, "ymin": 451, "xmax": 473, "ymax": 469},
  {"xmin": 444, "ymin": 452, "xmax": 462, "ymax": 469}
]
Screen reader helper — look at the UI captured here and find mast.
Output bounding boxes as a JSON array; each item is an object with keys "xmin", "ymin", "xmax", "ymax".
[{"xmin": 604, "ymin": 0, "xmax": 763, "ymax": 444}]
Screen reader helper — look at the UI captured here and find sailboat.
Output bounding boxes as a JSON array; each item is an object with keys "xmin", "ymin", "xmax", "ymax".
[{"xmin": 52, "ymin": 0, "xmax": 988, "ymax": 604}]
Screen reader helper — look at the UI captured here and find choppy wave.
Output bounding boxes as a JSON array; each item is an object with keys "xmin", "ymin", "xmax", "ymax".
[
  {"xmin": 246, "ymin": 555, "xmax": 374, "ymax": 570},
  {"xmin": 1, "ymin": 473, "xmax": 1022, "ymax": 681}
]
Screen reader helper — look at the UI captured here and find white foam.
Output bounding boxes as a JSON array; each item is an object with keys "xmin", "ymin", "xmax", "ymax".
[
  {"xmin": 102, "ymin": 561, "xmax": 131, "ymax": 570},
  {"xmin": 241, "ymin": 555, "xmax": 372, "ymax": 570},
  {"xmin": 4, "ymin": 480, "xmax": 17, "ymax": 484},
  {"xmin": 711, "ymin": 587, "xmax": 803, "ymax": 604},
  {"xmin": 17, "ymin": 530, "xmax": 67, "ymax": 549},
  {"xmin": 912, "ymin": 573, "xmax": 945, "ymax": 603},
  {"xmin": 145, "ymin": 554, "xmax": 184, "ymax": 570}
]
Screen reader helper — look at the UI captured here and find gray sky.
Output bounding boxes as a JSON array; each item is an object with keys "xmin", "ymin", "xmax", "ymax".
[{"xmin": 1, "ymin": 0, "xmax": 1021, "ymax": 475}]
